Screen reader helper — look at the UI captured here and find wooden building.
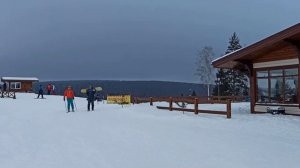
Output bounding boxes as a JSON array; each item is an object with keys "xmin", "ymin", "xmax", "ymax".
[
  {"xmin": 1, "ymin": 77, "xmax": 39, "ymax": 92},
  {"xmin": 212, "ymin": 23, "xmax": 300, "ymax": 115}
]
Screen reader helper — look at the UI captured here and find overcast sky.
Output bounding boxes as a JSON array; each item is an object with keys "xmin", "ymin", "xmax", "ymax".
[{"xmin": 1, "ymin": 0, "xmax": 300, "ymax": 82}]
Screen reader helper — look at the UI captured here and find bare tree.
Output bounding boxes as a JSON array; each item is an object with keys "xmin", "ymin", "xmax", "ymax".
[{"xmin": 195, "ymin": 46, "xmax": 215, "ymax": 96}]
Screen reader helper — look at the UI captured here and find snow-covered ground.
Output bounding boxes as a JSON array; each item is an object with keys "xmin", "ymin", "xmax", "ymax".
[{"xmin": 1, "ymin": 93, "xmax": 300, "ymax": 168}]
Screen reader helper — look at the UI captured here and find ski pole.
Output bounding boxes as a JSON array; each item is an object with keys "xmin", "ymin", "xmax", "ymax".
[
  {"xmin": 73, "ymin": 99, "xmax": 78, "ymax": 111},
  {"xmin": 64, "ymin": 100, "xmax": 68, "ymax": 112}
]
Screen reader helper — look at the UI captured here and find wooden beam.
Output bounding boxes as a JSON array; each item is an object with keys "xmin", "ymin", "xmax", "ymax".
[
  {"xmin": 226, "ymin": 100, "xmax": 231, "ymax": 119},
  {"xmin": 150, "ymin": 97, "xmax": 153, "ymax": 106},
  {"xmin": 169, "ymin": 97, "xmax": 173, "ymax": 111},
  {"xmin": 249, "ymin": 64, "xmax": 255, "ymax": 113},
  {"xmin": 236, "ymin": 61, "xmax": 255, "ymax": 113},
  {"xmin": 194, "ymin": 98, "xmax": 198, "ymax": 115},
  {"xmin": 241, "ymin": 62, "xmax": 253, "ymax": 77},
  {"xmin": 297, "ymin": 48, "xmax": 300, "ymax": 109}
]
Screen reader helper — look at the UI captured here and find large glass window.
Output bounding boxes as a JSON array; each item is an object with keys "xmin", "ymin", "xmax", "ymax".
[{"xmin": 256, "ymin": 67, "xmax": 298, "ymax": 104}]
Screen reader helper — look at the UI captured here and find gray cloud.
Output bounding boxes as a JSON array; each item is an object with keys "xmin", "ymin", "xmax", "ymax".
[{"xmin": 1, "ymin": 0, "xmax": 300, "ymax": 82}]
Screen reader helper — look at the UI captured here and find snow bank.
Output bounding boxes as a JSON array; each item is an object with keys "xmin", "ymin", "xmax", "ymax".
[{"xmin": 0, "ymin": 93, "xmax": 300, "ymax": 168}]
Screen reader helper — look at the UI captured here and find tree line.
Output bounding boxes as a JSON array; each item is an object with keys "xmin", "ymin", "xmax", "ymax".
[{"xmin": 196, "ymin": 32, "xmax": 249, "ymax": 97}]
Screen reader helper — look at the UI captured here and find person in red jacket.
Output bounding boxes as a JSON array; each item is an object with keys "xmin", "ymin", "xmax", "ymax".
[
  {"xmin": 47, "ymin": 84, "xmax": 52, "ymax": 95},
  {"xmin": 64, "ymin": 86, "xmax": 75, "ymax": 112}
]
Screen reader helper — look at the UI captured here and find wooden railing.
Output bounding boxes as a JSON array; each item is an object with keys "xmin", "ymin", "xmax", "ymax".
[
  {"xmin": 133, "ymin": 96, "xmax": 247, "ymax": 104},
  {"xmin": 205, "ymin": 96, "xmax": 247, "ymax": 102},
  {"xmin": 133, "ymin": 96, "xmax": 232, "ymax": 119},
  {"xmin": 0, "ymin": 91, "xmax": 16, "ymax": 99}
]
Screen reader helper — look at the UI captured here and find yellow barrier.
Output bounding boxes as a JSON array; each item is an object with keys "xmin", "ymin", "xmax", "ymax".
[{"xmin": 107, "ymin": 95, "xmax": 131, "ymax": 104}]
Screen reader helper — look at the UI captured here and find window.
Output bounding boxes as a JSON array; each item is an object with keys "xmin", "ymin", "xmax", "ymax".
[
  {"xmin": 270, "ymin": 69, "xmax": 283, "ymax": 77},
  {"xmin": 257, "ymin": 78, "xmax": 269, "ymax": 103},
  {"xmin": 257, "ymin": 71, "xmax": 268, "ymax": 77},
  {"xmin": 256, "ymin": 67, "xmax": 298, "ymax": 104},
  {"xmin": 10, "ymin": 82, "xmax": 21, "ymax": 89},
  {"xmin": 285, "ymin": 76, "xmax": 298, "ymax": 103},
  {"xmin": 270, "ymin": 77, "xmax": 283, "ymax": 103},
  {"xmin": 285, "ymin": 68, "xmax": 298, "ymax": 76}
]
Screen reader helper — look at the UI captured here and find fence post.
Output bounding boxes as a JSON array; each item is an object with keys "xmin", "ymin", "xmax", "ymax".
[
  {"xmin": 169, "ymin": 97, "xmax": 173, "ymax": 111},
  {"xmin": 150, "ymin": 97, "xmax": 153, "ymax": 106},
  {"xmin": 226, "ymin": 99, "xmax": 231, "ymax": 119},
  {"xmin": 194, "ymin": 98, "xmax": 198, "ymax": 114},
  {"xmin": 13, "ymin": 92, "xmax": 16, "ymax": 99}
]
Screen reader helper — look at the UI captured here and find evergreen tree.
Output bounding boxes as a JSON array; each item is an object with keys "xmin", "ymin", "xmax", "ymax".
[
  {"xmin": 213, "ymin": 32, "xmax": 248, "ymax": 96},
  {"xmin": 225, "ymin": 32, "xmax": 248, "ymax": 96},
  {"xmin": 213, "ymin": 68, "xmax": 231, "ymax": 96},
  {"xmin": 225, "ymin": 32, "xmax": 242, "ymax": 54}
]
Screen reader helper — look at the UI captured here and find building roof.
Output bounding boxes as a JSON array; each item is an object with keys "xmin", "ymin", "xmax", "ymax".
[
  {"xmin": 212, "ymin": 23, "xmax": 300, "ymax": 69},
  {"xmin": 1, "ymin": 77, "xmax": 39, "ymax": 81}
]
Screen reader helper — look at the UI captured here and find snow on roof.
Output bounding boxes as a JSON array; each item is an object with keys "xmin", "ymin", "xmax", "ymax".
[
  {"xmin": 212, "ymin": 48, "xmax": 243, "ymax": 63},
  {"xmin": 212, "ymin": 23, "xmax": 300, "ymax": 65},
  {"xmin": 1, "ymin": 77, "xmax": 39, "ymax": 81}
]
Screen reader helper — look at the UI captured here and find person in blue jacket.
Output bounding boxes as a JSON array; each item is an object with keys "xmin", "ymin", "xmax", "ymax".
[
  {"xmin": 37, "ymin": 84, "xmax": 44, "ymax": 99},
  {"xmin": 86, "ymin": 85, "xmax": 96, "ymax": 111}
]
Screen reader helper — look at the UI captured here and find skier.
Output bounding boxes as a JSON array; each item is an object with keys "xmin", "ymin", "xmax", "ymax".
[
  {"xmin": 37, "ymin": 84, "xmax": 44, "ymax": 99},
  {"xmin": 47, "ymin": 84, "xmax": 52, "ymax": 95},
  {"xmin": 3, "ymin": 82, "xmax": 7, "ymax": 91},
  {"xmin": 86, "ymin": 85, "xmax": 96, "ymax": 111},
  {"xmin": 64, "ymin": 86, "xmax": 75, "ymax": 112},
  {"xmin": 52, "ymin": 84, "xmax": 56, "ymax": 95},
  {"xmin": 191, "ymin": 90, "xmax": 197, "ymax": 96}
]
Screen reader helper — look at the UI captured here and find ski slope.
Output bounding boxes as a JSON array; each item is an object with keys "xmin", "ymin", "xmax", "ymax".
[{"xmin": 1, "ymin": 93, "xmax": 300, "ymax": 168}]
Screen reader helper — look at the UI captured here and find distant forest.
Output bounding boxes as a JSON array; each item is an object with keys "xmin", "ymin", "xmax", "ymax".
[{"xmin": 33, "ymin": 80, "xmax": 210, "ymax": 98}]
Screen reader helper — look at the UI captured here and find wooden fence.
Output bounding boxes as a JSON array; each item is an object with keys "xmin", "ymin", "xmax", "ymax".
[
  {"xmin": 133, "ymin": 96, "xmax": 246, "ymax": 104},
  {"xmin": 133, "ymin": 96, "xmax": 232, "ymax": 119},
  {"xmin": 0, "ymin": 91, "xmax": 16, "ymax": 99}
]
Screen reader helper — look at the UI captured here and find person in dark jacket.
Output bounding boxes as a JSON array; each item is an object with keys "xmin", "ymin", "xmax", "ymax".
[
  {"xmin": 3, "ymin": 82, "xmax": 7, "ymax": 91},
  {"xmin": 37, "ymin": 84, "xmax": 44, "ymax": 99},
  {"xmin": 86, "ymin": 85, "xmax": 96, "ymax": 111}
]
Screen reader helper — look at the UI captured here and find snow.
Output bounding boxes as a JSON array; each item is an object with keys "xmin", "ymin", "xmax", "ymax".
[
  {"xmin": 212, "ymin": 48, "xmax": 242, "ymax": 63},
  {"xmin": 1, "ymin": 93, "xmax": 300, "ymax": 168},
  {"xmin": 1, "ymin": 77, "xmax": 39, "ymax": 81}
]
